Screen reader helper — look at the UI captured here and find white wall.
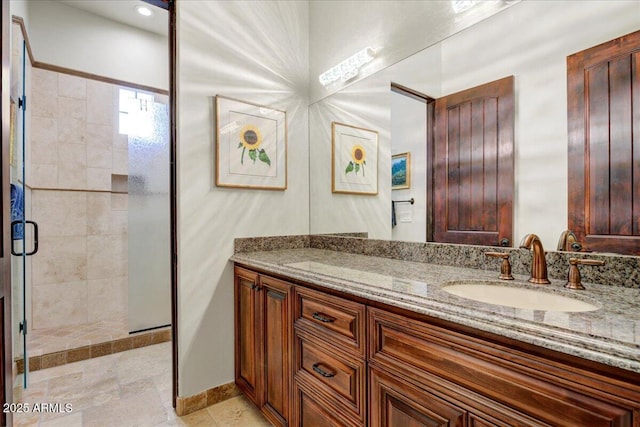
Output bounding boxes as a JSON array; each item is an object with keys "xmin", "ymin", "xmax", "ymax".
[
  {"xmin": 176, "ymin": 1, "xmax": 309, "ymax": 397},
  {"xmin": 309, "ymin": 72, "xmax": 391, "ymax": 239},
  {"xmin": 439, "ymin": 0, "xmax": 640, "ymax": 249},
  {"xmin": 25, "ymin": 0, "xmax": 168, "ymax": 91},
  {"xmin": 308, "ymin": 0, "xmax": 516, "ymax": 103},
  {"xmin": 391, "ymin": 91, "xmax": 427, "ymax": 242},
  {"xmin": 9, "ymin": 1, "xmax": 28, "ymax": 27}
]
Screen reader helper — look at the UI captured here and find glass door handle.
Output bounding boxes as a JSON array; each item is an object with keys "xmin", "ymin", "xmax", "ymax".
[{"xmin": 11, "ymin": 220, "xmax": 39, "ymax": 256}]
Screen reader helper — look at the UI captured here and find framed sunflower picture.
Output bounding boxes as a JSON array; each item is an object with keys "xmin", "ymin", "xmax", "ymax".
[
  {"xmin": 215, "ymin": 95, "xmax": 287, "ymax": 190},
  {"xmin": 331, "ymin": 122, "xmax": 378, "ymax": 195}
]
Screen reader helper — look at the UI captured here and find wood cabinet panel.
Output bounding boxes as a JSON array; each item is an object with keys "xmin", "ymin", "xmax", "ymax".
[
  {"xmin": 234, "ymin": 267, "xmax": 260, "ymax": 404},
  {"xmin": 369, "ymin": 366, "xmax": 465, "ymax": 427},
  {"xmin": 368, "ymin": 307, "xmax": 638, "ymax": 427},
  {"xmin": 295, "ymin": 286, "xmax": 365, "ymax": 357},
  {"xmin": 294, "ymin": 378, "xmax": 361, "ymax": 427},
  {"xmin": 234, "ymin": 267, "xmax": 292, "ymax": 426},
  {"xmin": 295, "ymin": 334, "xmax": 365, "ymax": 420},
  {"xmin": 260, "ymin": 275, "xmax": 293, "ymax": 426},
  {"xmin": 468, "ymin": 413, "xmax": 512, "ymax": 427}
]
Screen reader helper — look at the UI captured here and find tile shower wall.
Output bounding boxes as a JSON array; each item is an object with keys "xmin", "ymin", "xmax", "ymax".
[{"xmin": 28, "ymin": 68, "xmax": 128, "ymax": 329}]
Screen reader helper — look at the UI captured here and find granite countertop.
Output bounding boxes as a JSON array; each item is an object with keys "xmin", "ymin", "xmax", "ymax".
[{"xmin": 231, "ymin": 248, "xmax": 640, "ymax": 374}]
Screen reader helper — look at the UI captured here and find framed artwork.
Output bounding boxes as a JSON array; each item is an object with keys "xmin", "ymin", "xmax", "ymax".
[
  {"xmin": 331, "ymin": 122, "xmax": 378, "ymax": 195},
  {"xmin": 215, "ymin": 95, "xmax": 287, "ymax": 190},
  {"xmin": 392, "ymin": 152, "xmax": 411, "ymax": 190}
]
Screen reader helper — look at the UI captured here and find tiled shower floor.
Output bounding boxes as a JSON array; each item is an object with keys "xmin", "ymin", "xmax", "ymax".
[{"xmin": 26, "ymin": 316, "xmax": 131, "ymax": 357}]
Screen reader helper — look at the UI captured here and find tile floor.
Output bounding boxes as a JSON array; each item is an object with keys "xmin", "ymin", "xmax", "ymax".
[
  {"xmin": 13, "ymin": 342, "xmax": 271, "ymax": 427},
  {"xmin": 26, "ymin": 317, "xmax": 131, "ymax": 356}
]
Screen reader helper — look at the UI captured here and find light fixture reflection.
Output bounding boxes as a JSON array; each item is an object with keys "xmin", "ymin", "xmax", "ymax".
[
  {"xmin": 136, "ymin": 5, "xmax": 153, "ymax": 17},
  {"xmin": 452, "ymin": 0, "xmax": 478, "ymax": 13},
  {"xmin": 319, "ymin": 47, "xmax": 378, "ymax": 87}
]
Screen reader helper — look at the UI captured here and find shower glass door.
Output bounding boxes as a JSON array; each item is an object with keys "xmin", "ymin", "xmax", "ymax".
[
  {"xmin": 11, "ymin": 40, "xmax": 37, "ymax": 388},
  {"xmin": 122, "ymin": 90, "xmax": 171, "ymax": 333}
]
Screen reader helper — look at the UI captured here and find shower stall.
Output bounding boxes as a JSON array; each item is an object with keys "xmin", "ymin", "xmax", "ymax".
[{"xmin": 10, "ymin": 22, "xmax": 171, "ymax": 387}]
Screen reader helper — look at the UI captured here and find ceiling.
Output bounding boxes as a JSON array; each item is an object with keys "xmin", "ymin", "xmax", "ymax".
[{"xmin": 55, "ymin": 0, "xmax": 168, "ymax": 36}]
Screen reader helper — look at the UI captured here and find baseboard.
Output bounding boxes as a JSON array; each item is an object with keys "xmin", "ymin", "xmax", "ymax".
[{"xmin": 175, "ymin": 382, "xmax": 241, "ymax": 416}]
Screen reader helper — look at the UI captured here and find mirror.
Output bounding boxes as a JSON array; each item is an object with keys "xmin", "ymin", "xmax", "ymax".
[{"xmin": 309, "ymin": 0, "xmax": 640, "ymax": 253}]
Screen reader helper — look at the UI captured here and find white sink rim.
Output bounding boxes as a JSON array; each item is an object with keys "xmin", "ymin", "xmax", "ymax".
[{"xmin": 441, "ymin": 281, "xmax": 600, "ymax": 312}]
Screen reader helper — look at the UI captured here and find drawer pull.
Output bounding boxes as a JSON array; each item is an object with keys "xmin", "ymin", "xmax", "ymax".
[
  {"xmin": 312, "ymin": 363, "xmax": 335, "ymax": 378},
  {"xmin": 312, "ymin": 312, "xmax": 335, "ymax": 323}
]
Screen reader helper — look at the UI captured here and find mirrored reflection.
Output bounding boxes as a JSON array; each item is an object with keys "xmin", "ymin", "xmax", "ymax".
[{"xmin": 308, "ymin": 0, "xmax": 640, "ymax": 254}]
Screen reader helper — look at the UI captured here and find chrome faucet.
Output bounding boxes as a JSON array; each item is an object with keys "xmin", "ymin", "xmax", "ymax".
[{"xmin": 519, "ymin": 234, "xmax": 551, "ymax": 284}]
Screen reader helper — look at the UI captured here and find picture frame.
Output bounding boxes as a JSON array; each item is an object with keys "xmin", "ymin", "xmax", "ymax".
[
  {"xmin": 392, "ymin": 152, "xmax": 411, "ymax": 190},
  {"xmin": 215, "ymin": 95, "xmax": 287, "ymax": 190},
  {"xmin": 331, "ymin": 121, "xmax": 378, "ymax": 195}
]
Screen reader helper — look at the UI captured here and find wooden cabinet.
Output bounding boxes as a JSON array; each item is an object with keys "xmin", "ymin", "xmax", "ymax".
[
  {"xmin": 234, "ymin": 265, "xmax": 640, "ymax": 427},
  {"xmin": 293, "ymin": 286, "xmax": 367, "ymax": 426},
  {"xmin": 295, "ymin": 286, "xmax": 366, "ymax": 356},
  {"xmin": 235, "ymin": 267, "xmax": 260, "ymax": 403},
  {"xmin": 294, "ymin": 377, "xmax": 361, "ymax": 427},
  {"xmin": 368, "ymin": 307, "xmax": 640, "ymax": 427},
  {"xmin": 234, "ymin": 267, "xmax": 293, "ymax": 427},
  {"xmin": 369, "ymin": 366, "xmax": 465, "ymax": 427}
]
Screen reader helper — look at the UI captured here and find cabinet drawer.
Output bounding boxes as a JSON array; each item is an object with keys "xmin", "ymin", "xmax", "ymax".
[
  {"xmin": 293, "ymin": 378, "xmax": 361, "ymax": 427},
  {"xmin": 368, "ymin": 307, "xmax": 635, "ymax": 427},
  {"xmin": 295, "ymin": 286, "xmax": 365, "ymax": 356},
  {"xmin": 296, "ymin": 336, "xmax": 366, "ymax": 423}
]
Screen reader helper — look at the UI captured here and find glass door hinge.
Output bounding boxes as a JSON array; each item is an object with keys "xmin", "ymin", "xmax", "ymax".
[{"xmin": 19, "ymin": 320, "xmax": 27, "ymax": 335}]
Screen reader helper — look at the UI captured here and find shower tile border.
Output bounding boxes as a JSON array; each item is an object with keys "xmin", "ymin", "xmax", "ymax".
[{"xmin": 16, "ymin": 327, "xmax": 171, "ymax": 374}]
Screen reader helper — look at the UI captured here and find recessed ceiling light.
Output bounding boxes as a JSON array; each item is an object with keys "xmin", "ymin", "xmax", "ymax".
[{"xmin": 136, "ymin": 5, "xmax": 153, "ymax": 17}]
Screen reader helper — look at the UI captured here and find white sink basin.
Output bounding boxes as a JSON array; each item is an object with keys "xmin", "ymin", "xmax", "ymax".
[{"xmin": 441, "ymin": 282, "xmax": 599, "ymax": 312}]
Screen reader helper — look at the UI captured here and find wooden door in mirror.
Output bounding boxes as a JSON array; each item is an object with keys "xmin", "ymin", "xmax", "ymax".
[
  {"xmin": 568, "ymin": 30, "xmax": 640, "ymax": 255},
  {"xmin": 434, "ymin": 76, "xmax": 514, "ymax": 247}
]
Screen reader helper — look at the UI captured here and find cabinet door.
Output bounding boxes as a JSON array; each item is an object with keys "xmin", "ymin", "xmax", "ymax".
[
  {"xmin": 260, "ymin": 275, "xmax": 292, "ymax": 426},
  {"xmin": 369, "ymin": 366, "xmax": 466, "ymax": 427},
  {"xmin": 234, "ymin": 267, "xmax": 260, "ymax": 405}
]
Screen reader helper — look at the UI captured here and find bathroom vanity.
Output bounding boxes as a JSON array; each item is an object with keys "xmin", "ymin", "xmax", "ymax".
[{"xmin": 231, "ymin": 241, "xmax": 640, "ymax": 427}]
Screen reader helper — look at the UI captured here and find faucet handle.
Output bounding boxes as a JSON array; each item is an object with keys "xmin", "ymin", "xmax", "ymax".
[
  {"xmin": 565, "ymin": 258, "xmax": 605, "ymax": 290},
  {"xmin": 485, "ymin": 252, "xmax": 514, "ymax": 280}
]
